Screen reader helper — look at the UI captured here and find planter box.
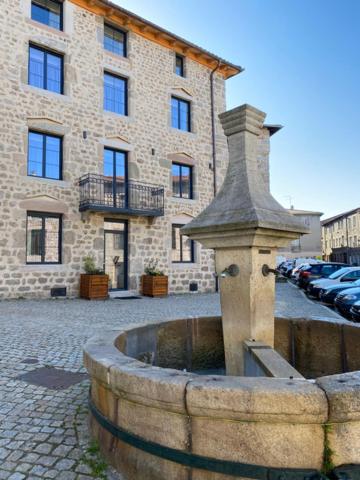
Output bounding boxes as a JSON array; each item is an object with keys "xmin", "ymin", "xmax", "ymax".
[
  {"xmin": 80, "ymin": 274, "xmax": 109, "ymax": 300},
  {"xmin": 141, "ymin": 275, "xmax": 168, "ymax": 297}
]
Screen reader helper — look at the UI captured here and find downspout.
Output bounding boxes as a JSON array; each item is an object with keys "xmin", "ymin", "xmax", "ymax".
[
  {"xmin": 210, "ymin": 60, "xmax": 221, "ymax": 197},
  {"xmin": 210, "ymin": 61, "xmax": 221, "ymax": 292}
]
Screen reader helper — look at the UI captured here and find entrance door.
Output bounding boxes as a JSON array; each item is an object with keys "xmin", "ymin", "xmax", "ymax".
[
  {"xmin": 104, "ymin": 220, "xmax": 128, "ymax": 290},
  {"xmin": 103, "ymin": 148, "xmax": 127, "ymax": 208}
]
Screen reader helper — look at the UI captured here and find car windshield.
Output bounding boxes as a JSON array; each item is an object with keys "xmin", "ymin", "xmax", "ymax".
[{"xmin": 328, "ymin": 267, "xmax": 350, "ymax": 279}]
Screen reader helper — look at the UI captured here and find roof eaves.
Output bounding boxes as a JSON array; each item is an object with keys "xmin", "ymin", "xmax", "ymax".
[
  {"xmin": 264, "ymin": 124, "xmax": 283, "ymax": 136},
  {"xmin": 321, "ymin": 207, "xmax": 360, "ymax": 225},
  {"xmin": 94, "ymin": 0, "xmax": 243, "ymax": 77}
]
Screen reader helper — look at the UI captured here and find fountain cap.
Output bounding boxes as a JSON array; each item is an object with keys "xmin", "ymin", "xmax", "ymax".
[{"xmin": 182, "ymin": 104, "xmax": 309, "ymax": 247}]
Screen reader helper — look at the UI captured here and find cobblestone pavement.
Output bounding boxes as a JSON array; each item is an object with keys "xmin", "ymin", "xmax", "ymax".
[
  {"xmin": 0, "ymin": 294, "xmax": 220, "ymax": 480},
  {"xmin": 0, "ymin": 285, "xmax": 344, "ymax": 479}
]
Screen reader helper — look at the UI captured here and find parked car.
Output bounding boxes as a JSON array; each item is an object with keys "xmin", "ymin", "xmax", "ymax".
[
  {"xmin": 290, "ymin": 263, "xmax": 316, "ymax": 283},
  {"xmin": 334, "ymin": 287, "xmax": 360, "ymax": 317},
  {"xmin": 307, "ymin": 267, "xmax": 360, "ymax": 298},
  {"xmin": 278, "ymin": 261, "xmax": 293, "ymax": 276},
  {"xmin": 297, "ymin": 263, "xmax": 348, "ymax": 289},
  {"xmin": 290, "ymin": 263, "xmax": 311, "ymax": 282},
  {"xmin": 319, "ymin": 278, "xmax": 360, "ymax": 305},
  {"xmin": 350, "ymin": 302, "xmax": 360, "ymax": 322},
  {"xmin": 284, "ymin": 263, "xmax": 295, "ymax": 278}
]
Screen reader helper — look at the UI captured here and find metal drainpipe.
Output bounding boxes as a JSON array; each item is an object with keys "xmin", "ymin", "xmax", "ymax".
[
  {"xmin": 210, "ymin": 60, "xmax": 221, "ymax": 197},
  {"xmin": 210, "ymin": 61, "xmax": 221, "ymax": 292}
]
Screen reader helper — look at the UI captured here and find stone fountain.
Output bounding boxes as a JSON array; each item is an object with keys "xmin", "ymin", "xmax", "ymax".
[
  {"xmin": 84, "ymin": 104, "xmax": 360, "ymax": 480},
  {"xmin": 182, "ymin": 104, "xmax": 308, "ymax": 375}
]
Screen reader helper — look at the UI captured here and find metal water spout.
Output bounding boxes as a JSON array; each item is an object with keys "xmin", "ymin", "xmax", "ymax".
[{"xmin": 182, "ymin": 104, "xmax": 309, "ymax": 375}]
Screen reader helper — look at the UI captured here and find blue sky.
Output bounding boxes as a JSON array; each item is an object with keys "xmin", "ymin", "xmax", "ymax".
[{"xmin": 114, "ymin": 0, "xmax": 359, "ymax": 219}]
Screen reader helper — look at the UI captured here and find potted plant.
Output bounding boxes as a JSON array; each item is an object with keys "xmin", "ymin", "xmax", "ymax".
[
  {"xmin": 141, "ymin": 259, "xmax": 168, "ymax": 297},
  {"xmin": 80, "ymin": 255, "xmax": 109, "ymax": 300}
]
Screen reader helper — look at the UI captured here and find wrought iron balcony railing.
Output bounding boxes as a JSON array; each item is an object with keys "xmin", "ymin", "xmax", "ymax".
[{"xmin": 79, "ymin": 174, "xmax": 165, "ymax": 217}]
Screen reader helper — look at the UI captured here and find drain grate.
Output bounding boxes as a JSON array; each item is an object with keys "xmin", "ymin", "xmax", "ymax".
[
  {"xmin": 16, "ymin": 367, "xmax": 88, "ymax": 390},
  {"xmin": 21, "ymin": 358, "xmax": 39, "ymax": 364},
  {"xmin": 113, "ymin": 296, "xmax": 142, "ymax": 300}
]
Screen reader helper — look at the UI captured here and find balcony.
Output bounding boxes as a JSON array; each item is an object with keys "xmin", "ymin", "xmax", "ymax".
[{"xmin": 79, "ymin": 174, "xmax": 164, "ymax": 217}]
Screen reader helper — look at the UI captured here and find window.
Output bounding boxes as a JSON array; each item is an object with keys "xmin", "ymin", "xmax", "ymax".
[
  {"xmin": 342, "ymin": 270, "xmax": 360, "ymax": 281},
  {"xmin": 104, "ymin": 23, "xmax": 126, "ymax": 57},
  {"xmin": 31, "ymin": 0, "xmax": 63, "ymax": 30},
  {"xmin": 28, "ymin": 131, "xmax": 62, "ymax": 180},
  {"xmin": 172, "ymin": 163, "xmax": 193, "ymax": 199},
  {"xmin": 104, "ymin": 72, "xmax": 128, "ymax": 115},
  {"xmin": 175, "ymin": 54, "xmax": 184, "ymax": 76},
  {"xmin": 171, "ymin": 96, "xmax": 190, "ymax": 132},
  {"xmin": 26, "ymin": 212, "xmax": 62, "ymax": 264},
  {"xmin": 172, "ymin": 224, "xmax": 195, "ymax": 263},
  {"xmin": 28, "ymin": 45, "xmax": 63, "ymax": 94}
]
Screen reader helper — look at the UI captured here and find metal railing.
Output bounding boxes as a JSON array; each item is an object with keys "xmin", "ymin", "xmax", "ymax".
[{"xmin": 79, "ymin": 174, "xmax": 164, "ymax": 217}]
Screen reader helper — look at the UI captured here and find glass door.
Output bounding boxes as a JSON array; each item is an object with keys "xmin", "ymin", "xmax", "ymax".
[
  {"xmin": 103, "ymin": 148, "xmax": 127, "ymax": 208},
  {"xmin": 104, "ymin": 220, "xmax": 128, "ymax": 290}
]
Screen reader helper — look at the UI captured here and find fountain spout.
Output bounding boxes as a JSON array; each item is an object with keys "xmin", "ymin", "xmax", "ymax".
[{"xmin": 182, "ymin": 104, "xmax": 309, "ymax": 375}]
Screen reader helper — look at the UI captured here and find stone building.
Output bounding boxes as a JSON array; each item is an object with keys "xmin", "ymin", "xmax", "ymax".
[
  {"xmin": 279, "ymin": 208, "xmax": 323, "ymax": 259},
  {"xmin": 0, "ymin": 0, "xmax": 276, "ymax": 299},
  {"xmin": 322, "ymin": 208, "xmax": 360, "ymax": 264}
]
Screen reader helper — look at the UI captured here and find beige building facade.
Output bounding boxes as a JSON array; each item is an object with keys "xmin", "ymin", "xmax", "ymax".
[
  {"xmin": 279, "ymin": 209, "xmax": 323, "ymax": 259},
  {"xmin": 0, "ymin": 0, "xmax": 246, "ymax": 298},
  {"xmin": 322, "ymin": 208, "xmax": 360, "ymax": 264}
]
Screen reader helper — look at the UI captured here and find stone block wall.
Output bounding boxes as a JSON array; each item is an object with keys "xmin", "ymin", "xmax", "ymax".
[{"xmin": 0, "ymin": 0, "xmax": 231, "ymax": 298}]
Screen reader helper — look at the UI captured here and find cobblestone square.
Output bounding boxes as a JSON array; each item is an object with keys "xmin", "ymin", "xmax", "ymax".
[{"xmin": 0, "ymin": 287, "xmax": 340, "ymax": 479}]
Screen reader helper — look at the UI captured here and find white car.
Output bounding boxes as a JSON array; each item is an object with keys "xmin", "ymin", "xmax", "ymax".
[
  {"xmin": 307, "ymin": 267, "xmax": 360, "ymax": 298},
  {"xmin": 291, "ymin": 263, "xmax": 311, "ymax": 281}
]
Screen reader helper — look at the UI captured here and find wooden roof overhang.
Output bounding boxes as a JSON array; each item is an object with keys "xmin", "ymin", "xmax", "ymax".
[{"xmin": 69, "ymin": 0, "xmax": 243, "ymax": 79}]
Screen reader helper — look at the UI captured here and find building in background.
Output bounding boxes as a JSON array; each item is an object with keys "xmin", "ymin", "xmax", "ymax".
[
  {"xmin": 322, "ymin": 208, "xmax": 360, "ymax": 264},
  {"xmin": 279, "ymin": 209, "xmax": 323, "ymax": 259}
]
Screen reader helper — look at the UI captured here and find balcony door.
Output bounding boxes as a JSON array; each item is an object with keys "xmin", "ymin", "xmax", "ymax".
[
  {"xmin": 103, "ymin": 148, "xmax": 127, "ymax": 209},
  {"xmin": 104, "ymin": 220, "xmax": 128, "ymax": 291}
]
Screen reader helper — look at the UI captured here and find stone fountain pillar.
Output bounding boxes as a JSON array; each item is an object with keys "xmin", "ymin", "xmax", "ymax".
[{"xmin": 182, "ymin": 104, "xmax": 309, "ymax": 375}]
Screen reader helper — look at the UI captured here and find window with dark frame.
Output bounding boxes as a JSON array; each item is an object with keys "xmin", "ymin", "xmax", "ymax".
[
  {"xmin": 172, "ymin": 224, "xmax": 195, "ymax": 263},
  {"xmin": 26, "ymin": 212, "xmax": 62, "ymax": 264},
  {"xmin": 175, "ymin": 54, "xmax": 184, "ymax": 76},
  {"xmin": 28, "ymin": 131, "xmax": 62, "ymax": 180},
  {"xmin": 28, "ymin": 44, "xmax": 63, "ymax": 94},
  {"xmin": 31, "ymin": 0, "xmax": 63, "ymax": 30},
  {"xmin": 104, "ymin": 72, "xmax": 128, "ymax": 115},
  {"xmin": 104, "ymin": 23, "xmax": 127, "ymax": 57},
  {"xmin": 171, "ymin": 96, "xmax": 190, "ymax": 131},
  {"xmin": 172, "ymin": 163, "xmax": 193, "ymax": 199}
]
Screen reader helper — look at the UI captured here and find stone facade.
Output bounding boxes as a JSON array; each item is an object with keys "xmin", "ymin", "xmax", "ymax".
[
  {"xmin": 322, "ymin": 208, "xmax": 360, "ymax": 263},
  {"xmin": 0, "ymin": 0, "xmax": 239, "ymax": 298}
]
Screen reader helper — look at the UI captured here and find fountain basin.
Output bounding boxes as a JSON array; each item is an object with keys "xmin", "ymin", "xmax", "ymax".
[{"xmin": 84, "ymin": 316, "xmax": 360, "ymax": 480}]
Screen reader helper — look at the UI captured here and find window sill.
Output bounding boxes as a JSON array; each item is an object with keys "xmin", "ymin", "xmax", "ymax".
[
  {"xmin": 171, "ymin": 262, "xmax": 199, "ymax": 269},
  {"xmin": 22, "ymin": 176, "xmax": 71, "ymax": 188},
  {"xmin": 26, "ymin": 18, "xmax": 70, "ymax": 39},
  {"xmin": 169, "ymin": 127, "xmax": 195, "ymax": 136},
  {"xmin": 104, "ymin": 110, "xmax": 132, "ymax": 122},
  {"xmin": 170, "ymin": 197, "xmax": 196, "ymax": 204},
  {"xmin": 174, "ymin": 73, "xmax": 188, "ymax": 80},
  {"xmin": 22, "ymin": 84, "xmax": 71, "ymax": 102},
  {"xmin": 19, "ymin": 264, "xmax": 66, "ymax": 272},
  {"xmin": 103, "ymin": 49, "xmax": 130, "ymax": 64}
]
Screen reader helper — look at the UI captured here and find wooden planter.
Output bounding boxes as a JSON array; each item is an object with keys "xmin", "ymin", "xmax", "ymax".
[
  {"xmin": 80, "ymin": 274, "xmax": 109, "ymax": 300},
  {"xmin": 141, "ymin": 275, "xmax": 168, "ymax": 297}
]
